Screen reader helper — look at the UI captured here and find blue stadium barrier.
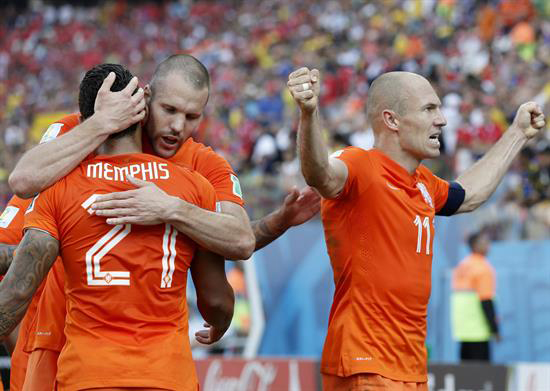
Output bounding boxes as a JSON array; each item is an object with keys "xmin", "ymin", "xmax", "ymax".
[{"xmin": 253, "ymin": 219, "xmax": 550, "ymax": 363}]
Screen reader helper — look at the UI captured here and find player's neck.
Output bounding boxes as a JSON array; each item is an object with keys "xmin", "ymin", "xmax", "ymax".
[
  {"xmin": 97, "ymin": 129, "xmax": 143, "ymax": 156},
  {"xmin": 374, "ymin": 139, "xmax": 421, "ymax": 175}
]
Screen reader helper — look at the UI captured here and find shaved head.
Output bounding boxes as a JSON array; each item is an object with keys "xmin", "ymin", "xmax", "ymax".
[
  {"xmin": 367, "ymin": 72, "xmax": 430, "ymax": 130},
  {"xmin": 150, "ymin": 54, "xmax": 210, "ymax": 96}
]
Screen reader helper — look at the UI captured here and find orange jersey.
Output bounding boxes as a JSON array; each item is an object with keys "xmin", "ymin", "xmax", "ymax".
[
  {"xmin": 28, "ymin": 259, "xmax": 66, "ymax": 352},
  {"xmin": 320, "ymin": 148, "xmax": 451, "ymax": 382},
  {"xmin": 24, "ymin": 153, "xmax": 216, "ymax": 390},
  {"xmin": 55, "ymin": 113, "xmax": 244, "ymax": 206},
  {"xmin": 0, "ymin": 196, "xmax": 51, "ymax": 391},
  {"xmin": 29, "ymin": 113, "xmax": 244, "ymax": 355},
  {"xmin": 29, "ymin": 113, "xmax": 244, "ymax": 357},
  {"xmin": 6, "ymin": 115, "xmax": 79, "ymax": 390},
  {"xmin": 0, "ymin": 196, "xmax": 29, "ymax": 244}
]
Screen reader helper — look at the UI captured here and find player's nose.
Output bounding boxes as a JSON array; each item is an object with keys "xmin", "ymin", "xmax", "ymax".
[
  {"xmin": 170, "ymin": 116, "xmax": 185, "ymax": 135},
  {"xmin": 434, "ymin": 108, "xmax": 447, "ymax": 127}
]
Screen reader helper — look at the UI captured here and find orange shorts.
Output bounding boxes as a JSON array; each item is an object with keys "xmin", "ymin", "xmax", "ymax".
[
  {"xmin": 22, "ymin": 348, "xmax": 58, "ymax": 391},
  {"xmin": 322, "ymin": 373, "xmax": 428, "ymax": 391}
]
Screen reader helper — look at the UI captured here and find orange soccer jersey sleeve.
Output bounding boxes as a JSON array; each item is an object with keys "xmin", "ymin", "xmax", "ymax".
[
  {"xmin": 331, "ymin": 147, "xmax": 375, "ymax": 200},
  {"xmin": 175, "ymin": 138, "xmax": 244, "ymax": 207},
  {"xmin": 23, "ymin": 188, "xmax": 61, "ymax": 241},
  {"xmin": 39, "ymin": 113, "xmax": 81, "ymax": 143},
  {"xmin": 424, "ymin": 170, "xmax": 451, "ymax": 213},
  {"xmin": 0, "ymin": 196, "xmax": 31, "ymax": 245}
]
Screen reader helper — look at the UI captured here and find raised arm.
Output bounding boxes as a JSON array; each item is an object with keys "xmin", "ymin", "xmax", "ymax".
[
  {"xmin": 9, "ymin": 73, "xmax": 145, "ymax": 198},
  {"xmin": 190, "ymin": 249, "xmax": 234, "ymax": 345},
  {"xmin": 287, "ymin": 68, "xmax": 348, "ymax": 199},
  {"xmin": 0, "ymin": 229, "xmax": 59, "ymax": 337},
  {"xmin": 91, "ymin": 176, "xmax": 255, "ymax": 260},
  {"xmin": 455, "ymin": 102, "xmax": 545, "ymax": 213}
]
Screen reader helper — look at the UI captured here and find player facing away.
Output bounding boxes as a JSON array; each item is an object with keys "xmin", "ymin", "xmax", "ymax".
[
  {"xmin": 0, "ymin": 64, "xmax": 234, "ymax": 391},
  {"xmin": 7, "ymin": 54, "xmax": 320, "ymax": 391},
  {"xmin": 288, "ymin": 68, "xmax": 545, "ymax": 390}
]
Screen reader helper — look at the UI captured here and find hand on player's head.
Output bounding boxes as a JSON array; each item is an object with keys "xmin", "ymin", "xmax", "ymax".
[
  {"xmin": 513, "ymin": 101, "xmax": 546, "ymax": 140},
  {"xmin": 287, "ymin": 67, "xmax": 321, "ymax": 113},
  {"xmin": 94, "ymin": 72, "xmax": 146, "ymax": 134}
]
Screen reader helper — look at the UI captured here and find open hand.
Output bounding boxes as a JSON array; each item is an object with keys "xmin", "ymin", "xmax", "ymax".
[
  {"xmin": 94, "ymin": 72, "xmax": 146, "ymax": 134},
  {"xmin": 91, "ymin": 175, "xmax": 178, "ymax": 225},
  {"xmin": 279, "ymin": 186, "xmax": 321, "ymax": 227}
]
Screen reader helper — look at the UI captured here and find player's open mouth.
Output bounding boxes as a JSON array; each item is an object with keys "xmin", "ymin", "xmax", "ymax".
[
  {"xmin": 160, "ymin": 136, "xmax": 180, "ymax": 149},
  {"xmin": 428, "ymin": 133, "xmax": 440, "ymax": 147}
]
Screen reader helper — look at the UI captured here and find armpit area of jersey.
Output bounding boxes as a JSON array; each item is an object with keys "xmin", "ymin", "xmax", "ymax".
[{"xmin": 437, "ymin": 181, "xmax": 465, "ymax": 216}]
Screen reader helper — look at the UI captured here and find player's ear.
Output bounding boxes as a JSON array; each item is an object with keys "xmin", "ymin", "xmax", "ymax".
[
  {"xmin": 382, "ymin": 109, "xmax": 399, "ymax": 132},
  {"xmin": 144, "ymin": 84, "xmax": 152, "ymax": 103},
  {"xmin": 141, "ymin": 85, "xmax": 151, "ymax": 125}
]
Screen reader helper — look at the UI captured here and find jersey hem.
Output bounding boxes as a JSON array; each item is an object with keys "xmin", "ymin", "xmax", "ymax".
[
  {"xmin": 58, "ymin": 377, "xmax": 195, "ymax": 390},
  {"xmin": 320, "ymin": 363, "xmax": 427, "ymax": 383}
]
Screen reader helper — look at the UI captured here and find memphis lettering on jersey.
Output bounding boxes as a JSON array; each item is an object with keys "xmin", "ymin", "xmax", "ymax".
[{"xmin": 86, "ymin": 161, "xmax": 170, "ymax": 181}]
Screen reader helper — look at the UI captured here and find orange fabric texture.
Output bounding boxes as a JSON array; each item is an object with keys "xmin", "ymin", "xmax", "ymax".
[
  {"xmin": 27, "ymin": 260, "xmax": 66, "ymax": 353},
  {"xmin": 452, "ymin": 253, "xmax": 496, "ymax": 300},
  {"xmin": 6, "ymin": 115, "xmax": 80, "ymax": 390},
  {"xmin": 10, "ymin": 281, "xmax": 46, "ymax": 391},
  {"xmin": 145, "ymin": 136, "xmax": 244, "ymax": 207},
  {"xmin": 320, "ymin": 148, "xmax": 450, "ymax": 382},
  {"xmin": 0, "ymin": 195, "xmax": 33, "ymax": 391},
  {"xmin": 24, "ymin": 153, "xmax": 216, "ymax": 390},
  {"xmin": 26, "ymin": 113, "xmax": 243, "ymax": 372},
  {"xmin": 22, "ymin": 348, "xmax": 58, "ymax": 391},
  {"xmin": 57, "ymin": 113, "xmax": 244, "ymax": 207},
  {"xmin": 322, "ymin": 373, "xmax": 428, "ymax": 391},
  {"xmin": 0, "ymin": 196, "xmax": 29, "ymax": 244}
]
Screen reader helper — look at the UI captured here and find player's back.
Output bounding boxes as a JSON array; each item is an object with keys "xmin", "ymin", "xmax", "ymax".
[{"xmin": 25, "ymin": 153, "xmax": 216, "ymax": 391}]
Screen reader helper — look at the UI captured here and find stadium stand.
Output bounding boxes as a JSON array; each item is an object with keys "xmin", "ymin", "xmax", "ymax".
[
  {"xmin": 0, "ymin": 0, "xmax": 549, "ymax": 237},
  {"xmin": 1, "ymin": 0, "xmax": 550, "ymax": 389}
]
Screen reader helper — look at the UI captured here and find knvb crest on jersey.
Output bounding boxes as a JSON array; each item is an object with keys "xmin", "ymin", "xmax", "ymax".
[{"xmin": 416, "ymin": 182, "xmax": 434, "ymax": 208}]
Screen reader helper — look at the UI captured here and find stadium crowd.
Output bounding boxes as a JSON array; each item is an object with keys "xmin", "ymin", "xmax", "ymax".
[{"xmin": 1, "ymin": 0, "xmax": 550, "ymax": 238}]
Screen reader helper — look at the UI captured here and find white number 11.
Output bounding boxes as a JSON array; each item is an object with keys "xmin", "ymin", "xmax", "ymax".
[{"xmin": 414, "ymin": 215, "xmax": 431, "ymax": 255}]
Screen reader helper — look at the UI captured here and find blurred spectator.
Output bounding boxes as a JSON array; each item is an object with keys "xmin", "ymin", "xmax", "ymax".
[
  {"xmin": 451, "ymin": 231, "xmax": 500, "ymax": 362},
  {"xmin": 0, "ymin": 0, "xmax": 549, "ymax": 237}
]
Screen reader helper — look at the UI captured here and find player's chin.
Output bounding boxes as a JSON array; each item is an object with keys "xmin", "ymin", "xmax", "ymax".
[
  {"xmin": 154, "ymin": 145, "xmax": 178, "ymax": 159},
  {"xmin": 424, "ymin": 147, "xmax": 441, "ymax": 159}
]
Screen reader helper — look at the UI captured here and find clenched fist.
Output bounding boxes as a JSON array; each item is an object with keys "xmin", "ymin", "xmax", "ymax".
[
  {"xmin": 512, "ymin": 102, "xmax": 546, "ymax": 139},
  {"xmin": 287, "ymin": 67, "xmax": 321, "ymax": 113}
]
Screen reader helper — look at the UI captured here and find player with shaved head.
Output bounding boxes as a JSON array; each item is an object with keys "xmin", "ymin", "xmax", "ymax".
[{"xmin": 288, "ymin": 68, "xmax": 545, "ymax": 390}]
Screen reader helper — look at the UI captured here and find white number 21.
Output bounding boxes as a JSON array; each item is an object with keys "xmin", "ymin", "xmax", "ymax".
[
  {"xmin": 413, "ymin": 215, "xmax": 432, "ymax": 255},
  {"xmin": 81, "ymin": 194, "xmax": 177, "ymax": 287}
]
